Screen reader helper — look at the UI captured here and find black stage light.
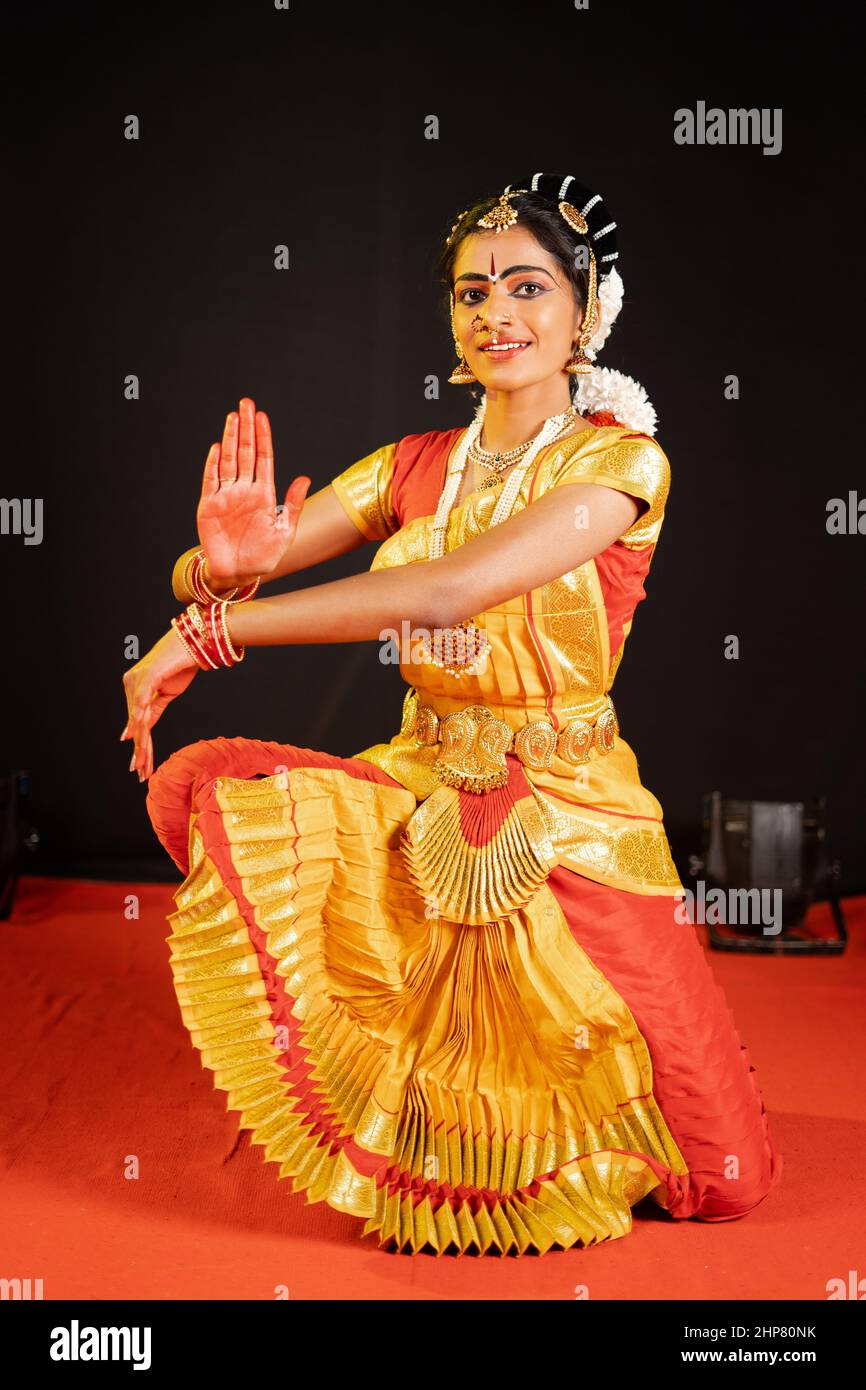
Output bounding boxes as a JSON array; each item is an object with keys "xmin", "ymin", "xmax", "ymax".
[{"xmin": 686, "ymin": 791, "xmax": 847, "ymax": 955}]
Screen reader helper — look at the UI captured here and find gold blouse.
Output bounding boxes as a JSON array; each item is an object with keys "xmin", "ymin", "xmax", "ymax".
[{"xmin": 330, "ymin": 424, "xmax": 683, "ymax": 900}]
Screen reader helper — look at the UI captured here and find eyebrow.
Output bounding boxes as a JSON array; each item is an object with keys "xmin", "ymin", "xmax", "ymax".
[{"xmin": 454, "ymin": 264, "xmax": 556, "ymax": 284}]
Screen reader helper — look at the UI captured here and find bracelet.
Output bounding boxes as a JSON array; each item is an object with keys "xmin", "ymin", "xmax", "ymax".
[
  {"xmin": 171, "ymin": 601, "xmax": 245, "ymax": 670},
  {"xmin": 185, "ymin": 550, "xmax": 261, "ymax": 605}
]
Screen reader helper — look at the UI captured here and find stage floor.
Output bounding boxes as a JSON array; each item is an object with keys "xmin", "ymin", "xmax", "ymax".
[{"xmin": 1, "ymin": 876, "xmax": 863, "ymax": 1301}]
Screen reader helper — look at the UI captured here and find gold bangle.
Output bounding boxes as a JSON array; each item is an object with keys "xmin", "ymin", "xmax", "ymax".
[
  {"xmin": 218, "ymin": 603, "xmax": 245, "ymax": 663},
  {"xmin": 180, "ymin": 550, "xmax": 199, "ymax": 601},
  {"xmin": 196, "ymin": 551, "xmax": 240, "ymax": 603}
]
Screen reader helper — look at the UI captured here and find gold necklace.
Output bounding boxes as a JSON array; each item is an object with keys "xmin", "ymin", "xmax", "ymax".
[
  {"xmin": 470, "ymin": 406, "xmax": 580, "ymax": 490},
  {"xmin": 468, "ymin": 436, "xmax": 533, "ymax": 469}
]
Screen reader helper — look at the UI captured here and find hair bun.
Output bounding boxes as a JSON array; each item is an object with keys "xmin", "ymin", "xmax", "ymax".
[{"xmin": 505, "ymin": 173, "xmax": 619, "ymax": 279}]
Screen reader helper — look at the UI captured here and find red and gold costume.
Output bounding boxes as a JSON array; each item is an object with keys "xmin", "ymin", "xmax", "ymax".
[{"xmin": 146, "ymin": 417, "xmax": 782, "ymax": 1254}]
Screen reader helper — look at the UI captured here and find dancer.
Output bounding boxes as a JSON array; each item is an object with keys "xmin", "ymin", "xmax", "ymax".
[{"xmin": 121, "ymin": 172, "xmax": 781, "ymax": 1254}]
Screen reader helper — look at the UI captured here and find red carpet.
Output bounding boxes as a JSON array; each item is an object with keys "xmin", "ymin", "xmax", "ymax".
[{"xmin": 1, "ymin": 875, "xmax": 863, "ymax": 1301}]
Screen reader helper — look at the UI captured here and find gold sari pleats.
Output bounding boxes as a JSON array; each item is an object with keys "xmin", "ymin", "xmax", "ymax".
[
  {"xmin": 400, "ymin": 778, "xmax": 558, "ymax": 926},
  {"xmin": 164, "ymin": 767, "xmax": 688, "ymax": 1254}
]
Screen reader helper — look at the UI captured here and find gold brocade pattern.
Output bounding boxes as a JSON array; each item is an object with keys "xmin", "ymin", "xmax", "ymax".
[
  {"xmin": 165, "ymin": 769, "xmax": 688, "ymax": 1254},
  {"xmin": 538, "ymin": 564, "xmax": 605, "ymax": 699},
  {"xmin": 331, "ymin": 425, "xmax": 682, "ymax": 898},
  {"xmin": 533, "ymin": 792, "xmax": 682, "ymax": 889},
  {"xmin": 329, "ymin": 441, "xmax": 399, "ymax": 541},
  {"xmin": 553, "ymin": 438, "xmax": 671, "ymax": 551}
]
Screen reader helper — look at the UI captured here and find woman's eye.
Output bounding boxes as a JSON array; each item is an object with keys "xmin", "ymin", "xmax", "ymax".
[{"xmin": 456, "ymin": 280, "xmax": 546, "ymax": 304}]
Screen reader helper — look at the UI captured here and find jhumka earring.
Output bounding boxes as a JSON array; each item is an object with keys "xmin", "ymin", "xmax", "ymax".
[
  {"xmin": 561, "ymin": 202, "xmax": 599, "ymax": 377},
  {"xmin": 448, "ymin": 289, "xmax": 476, "ymax": 385}
]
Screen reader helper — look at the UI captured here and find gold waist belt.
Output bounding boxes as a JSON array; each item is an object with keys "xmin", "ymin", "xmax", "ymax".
[{"xmin": 404, "ymin": 696, "xmax": 619, "ymax": 794}]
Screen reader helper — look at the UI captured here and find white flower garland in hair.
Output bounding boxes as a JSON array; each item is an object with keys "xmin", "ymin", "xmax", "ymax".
[
  {"xmin": 575, "ymin": 268, "xmax": 658, "ymax": 436},
  {"xmin": 586, "ymin": 266, "xmax": 624, "ymax": 357},
  {"xmin": 573, "ymin": 366, "xmax": 658, "ymax": 437}
]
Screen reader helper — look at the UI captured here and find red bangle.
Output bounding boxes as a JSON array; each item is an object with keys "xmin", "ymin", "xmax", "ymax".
[{"xmin": 171, "ymin": 601, "xmax": 245, "ymax": 670}]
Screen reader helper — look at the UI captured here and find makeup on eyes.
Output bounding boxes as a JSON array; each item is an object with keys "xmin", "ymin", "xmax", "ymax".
[{"xmin": 456, "ymin": 278, "xmax": 551, "ymax": 305}]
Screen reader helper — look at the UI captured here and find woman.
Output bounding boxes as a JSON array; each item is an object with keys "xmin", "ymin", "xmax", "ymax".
[{"xmin": 121, "ymin": 172, "xmax": 782, "ymax": 1255}]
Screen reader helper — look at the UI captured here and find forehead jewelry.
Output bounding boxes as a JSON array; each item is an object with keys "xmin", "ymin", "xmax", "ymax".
[{"xmin": 475, "ymin": 188, "xmax": 529, "ymax": 233}]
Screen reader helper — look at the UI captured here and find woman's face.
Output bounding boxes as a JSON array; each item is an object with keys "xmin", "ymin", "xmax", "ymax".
[{"xmin": 451, "ymin": 224, "xmax": 592, "ymax": 391}]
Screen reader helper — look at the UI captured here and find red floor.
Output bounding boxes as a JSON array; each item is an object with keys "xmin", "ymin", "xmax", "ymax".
[{"xmin": 1, "ymin": 875, "xmax": 863, "ymax": 1301}]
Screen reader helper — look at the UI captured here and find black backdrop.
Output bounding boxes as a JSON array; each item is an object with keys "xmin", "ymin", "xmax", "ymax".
[{"xmin": 3, "ymin": 1, "xmax": 864, "ymax": 890}]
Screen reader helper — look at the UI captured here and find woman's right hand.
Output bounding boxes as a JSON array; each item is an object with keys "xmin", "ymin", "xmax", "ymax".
[{"xmin": 197, "ymin": 397, "xmax": 311, "ymax": 582}]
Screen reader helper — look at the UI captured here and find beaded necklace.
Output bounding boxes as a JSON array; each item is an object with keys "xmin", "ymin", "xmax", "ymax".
[
  {"xmin": 428, "ymin": 403, "xmax": 579, "ymax": 560},
  {"xmin": 469, "ymin": 405, "xmax": 578, "ymax": 490},
  {"xmin": 420, "ymin": 403, "xmax": 582, "ymax": 678}
]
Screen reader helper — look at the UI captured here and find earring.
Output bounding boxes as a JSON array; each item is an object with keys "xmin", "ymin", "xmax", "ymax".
[
  {"xmin": 566, "ymin": 256, "xmax": 599, "ymax": 376},
  {"xmin": 565, "ymin": 338, "xmax": 594, "ymax": 376},
  {"xmin": 448, "ymin": 291, "xmax": 476, "ymax": 384}
]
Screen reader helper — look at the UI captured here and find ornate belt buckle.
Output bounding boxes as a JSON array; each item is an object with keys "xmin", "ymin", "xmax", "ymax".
[
  {"xmin": 399, "ymin": 687, "xmax": 419, "ymax": 739},
  {"xmin": 414, "ymin": 703, "xmax": 441, "ymax": 745},
  {"xmin": 513, "ymin": 720, "xmax": 557, "ymax": 771},
  {"xmin": 557, "ymin": 719, "xmax": 594, "ymax": 765},
  {"xmin": 433, "ymin": 704, "xmax": 512, "ymax": 793},
  {"xmin": 593, "ymin": 701, "xmax": 619, "ymax": 754}
]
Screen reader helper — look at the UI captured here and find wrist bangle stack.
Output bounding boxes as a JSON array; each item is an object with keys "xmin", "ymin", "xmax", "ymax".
[
  {"xmin": 171, "ymin": 601, "xmax": 245, "ymax": 670},
  {"xmin": 183, "ymin": 550, "xmax": 261, "ymax": 604}
]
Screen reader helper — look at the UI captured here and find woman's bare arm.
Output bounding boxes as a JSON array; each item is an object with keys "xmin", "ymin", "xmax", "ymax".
[
  {"xmin": 224, "ymin": 481, "xmax": 639, "ymax": 648},
  {"xmin": 125, "ymin": 481, "xmax": 640, "ymax": 781}
]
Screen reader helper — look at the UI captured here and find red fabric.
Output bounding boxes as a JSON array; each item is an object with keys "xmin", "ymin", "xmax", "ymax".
[
  {"xmin": 547, "ymin": 866, "xmax": 784, "ymax": 1222},
  {"xmin": 456, "ymin": 755, "xmax": 534, "ymax": 846},
  {"xmin": 594, "ymin": 539, "xmax": 655, "ymax": 665},
  {"xmin": 390, "ymin": 429, "xmax": 463, "ymax": 528}
]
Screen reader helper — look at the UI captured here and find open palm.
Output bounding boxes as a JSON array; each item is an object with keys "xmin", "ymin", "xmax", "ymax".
[{"xmin": 197, "ymin": 397, "xmax": 310, "ymax": 581}]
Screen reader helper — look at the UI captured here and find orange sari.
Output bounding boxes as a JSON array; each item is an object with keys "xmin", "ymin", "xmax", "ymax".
[{"xmin": 146, "ymin": 417, "xmax": 782, "ymax": 1254}]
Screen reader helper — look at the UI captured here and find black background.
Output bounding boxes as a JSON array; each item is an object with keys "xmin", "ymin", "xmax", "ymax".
[{"xmin": 3, "ymin": 1, "xmax": 864, "ymax": 888}]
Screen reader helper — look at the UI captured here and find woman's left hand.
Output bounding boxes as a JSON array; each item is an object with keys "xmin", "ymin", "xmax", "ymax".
[{"xmin": 120, "ymin": 628, "xmax": 200, "ymax": 782}]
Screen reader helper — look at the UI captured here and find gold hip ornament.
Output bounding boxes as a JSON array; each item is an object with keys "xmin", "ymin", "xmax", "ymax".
[
  {"xmin": 433, "ymin": 705, "xmax": 514, "ymax": 793},
  {"xmin": 405, "ymin": 694, "xmax": 620, "ymax": 793}
]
